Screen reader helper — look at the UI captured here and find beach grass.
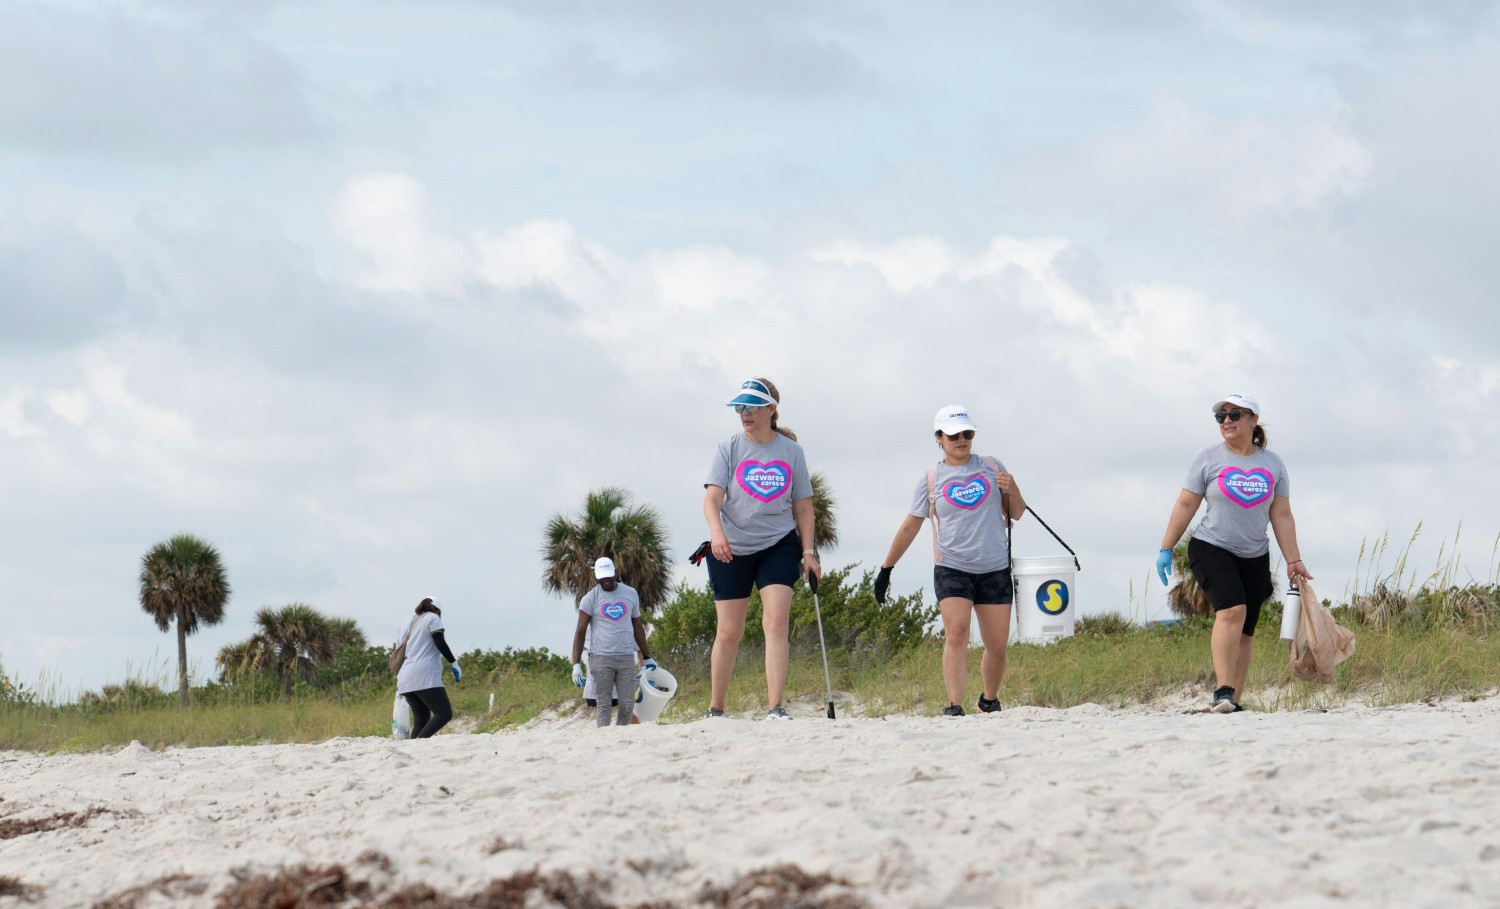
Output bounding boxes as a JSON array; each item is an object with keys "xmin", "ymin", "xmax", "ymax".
[{"xmin": 9, "ymin": 616, "xmax": 1495, "ymax": 752}]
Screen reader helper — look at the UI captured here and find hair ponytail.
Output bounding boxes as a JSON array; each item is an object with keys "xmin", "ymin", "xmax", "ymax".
[
  {"xmin": 1252, "ymin": 424, "xmax": 1267, "ymax": 448},
  {"xmin": 753, "ymin": 376, "xmax": 798, "ymax": 441}
]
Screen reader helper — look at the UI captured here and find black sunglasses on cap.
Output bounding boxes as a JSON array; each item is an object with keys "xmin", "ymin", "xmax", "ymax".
[
  {"xmin": 942, "ymin": 430, "xmax": 976, "ymax": 441},
  {"xmin": 1214, "ymin": 409, "xmax": 1252, "ymax": 424}
]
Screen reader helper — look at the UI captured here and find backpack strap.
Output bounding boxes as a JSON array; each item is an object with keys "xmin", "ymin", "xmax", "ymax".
[{"xmin": 927, "ymin": 467, "xmax": 943, "ymax": 564}]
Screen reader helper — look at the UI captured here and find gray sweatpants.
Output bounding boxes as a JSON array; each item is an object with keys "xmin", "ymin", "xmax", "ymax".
[{"xmin": 589, "ymin": 652, "xmax": 637, "ymax": 727}]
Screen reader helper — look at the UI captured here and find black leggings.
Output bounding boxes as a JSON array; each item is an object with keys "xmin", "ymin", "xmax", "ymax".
[{"xmin": 403, "ymin": 687, "xmax": 452, "ymax": 738}]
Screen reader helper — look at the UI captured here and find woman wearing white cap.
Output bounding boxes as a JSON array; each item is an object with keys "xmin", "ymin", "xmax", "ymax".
[
  {"xmin": 702, "ymin": 377, "xmax": 820, "ymax": 720},
  {"xmin": 874, "ymin": 406, "xmax": 1027, "ymax": 716},
  {"xmin": 1155, "ymin": 394, "xmax": 1312, "ymax": 712},
  {"xmin": 394, "ymin": 597, "xmax": 462, "ymax": 738}
]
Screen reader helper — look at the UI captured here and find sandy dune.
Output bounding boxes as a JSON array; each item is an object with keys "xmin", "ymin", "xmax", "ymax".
[{"xmin": 4, "ymin": 698, "xmax": 1500, "ymax": 907}]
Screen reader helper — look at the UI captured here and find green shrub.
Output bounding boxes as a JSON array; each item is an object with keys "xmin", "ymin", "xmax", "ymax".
[
  {"xmin": 649, "ymin": 566, "xmax": 938, "ymax": 665},
  {"xmin": 1074, "ymin": 613, "xmax": 1134, "ymax": 637}
]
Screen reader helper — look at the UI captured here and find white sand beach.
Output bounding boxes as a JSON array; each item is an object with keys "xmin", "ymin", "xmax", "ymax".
[{"xmin": 4, "ymin": 698, "xmax": 1500, "ymax": 907}]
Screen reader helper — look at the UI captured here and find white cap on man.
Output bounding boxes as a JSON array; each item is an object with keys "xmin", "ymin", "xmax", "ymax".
[
  {"xmin": 593, "ymin": 557, "xmax": 616, "ymax": 579},
  {"xmin": 933, "ymin": 405, "xmax": 977, "ymax": 434},
  {"xmin": 1213, "ymin": 393, "xmax": 1259, "ymax": 415}
]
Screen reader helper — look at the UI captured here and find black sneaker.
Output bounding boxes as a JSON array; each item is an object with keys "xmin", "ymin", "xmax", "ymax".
[
  {"xmin": 942, "ymin": 704, "xmax": 965, "ymax": 717},
  {"xmin": 1211, "ymin": 686, "xmax": 1237, "ymax": 713},
  {"xmin": 704, "ymin": 707, "xmax": 725, "ymax": 718},
  {"xmin": 976, "ymin": 695, "xmax": 1002, "ymax": 713},
  {"xmin": 1232, "ymin": 703, "xmax": 1245, "ymax": 713}
]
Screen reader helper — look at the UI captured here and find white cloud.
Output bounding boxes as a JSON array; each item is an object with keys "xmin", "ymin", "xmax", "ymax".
[{"xmin": 331, "ymin": 173, "xmax": 476, "ymax": 296}]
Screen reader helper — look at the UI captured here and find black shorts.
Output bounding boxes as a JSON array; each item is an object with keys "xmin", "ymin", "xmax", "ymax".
[
  {"xmin": 706, "ymin": 530, "xmax": 802, "ymax": 601},
  {"xmin": 1188, "ymin": 537, "xmax": 1272, "ymax": 635},
  {"xmin": 934, "ymin": 565, "xmax": 1014, "ymax": 605}
]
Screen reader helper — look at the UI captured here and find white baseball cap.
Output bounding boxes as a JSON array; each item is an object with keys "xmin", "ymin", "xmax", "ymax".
[
  {"xmin": 426, "ymin": 596, "xmax": 442, "ymax": 608},
  {"xmin": 593, "ymin": 557, "xmax": 616, "ymax": 579},
  {"xmin": 726, "ymin": 378, "xmax": 777, "ymax": 407},
  {"xmin": 1213, "ymin": 393, "xmax": 1259, "ymax": 415},
  {"xmin": 933, "ymin": 405, "xmax": 977, "ymax": 435}
]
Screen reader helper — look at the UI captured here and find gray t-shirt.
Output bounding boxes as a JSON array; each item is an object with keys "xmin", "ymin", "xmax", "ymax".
[
  {"xmin": 705, "ymin": 432, "xmax": 814, "ymax": 554},
  {"xmin": 907, "ymin": 454, "xmax": 1011, "ymax": 574},
  {"xmin": 1183, "ymin": 443, "xmax": 1290, "ymax": 558},
  {"xmin": 578, "ymin": 583, "xmax": 642, "ymax": 656}
]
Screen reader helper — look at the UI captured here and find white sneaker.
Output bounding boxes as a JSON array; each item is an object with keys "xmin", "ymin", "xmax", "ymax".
[{"xmin": 766, "ymin": 704, "xmax": 793, "ymax": 721}]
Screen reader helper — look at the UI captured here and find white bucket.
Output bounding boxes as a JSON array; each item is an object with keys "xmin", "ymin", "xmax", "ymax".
[
  {"xmin": 1012, "ymin": 555, "xmax": 1077, "ymax": 644},
  {"xmin": 633, "ymin": 665, "xmax": 677, "ymax": 723}
]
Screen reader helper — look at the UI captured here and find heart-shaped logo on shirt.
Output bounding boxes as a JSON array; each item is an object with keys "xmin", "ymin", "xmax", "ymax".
[
  {"xmin": 601, "ymin": 602, "xmax": 628, "ymax": 621},
  {"xmin": 1217, "ymin": 467, "xmax": 1274, "ymax": 508},
  {"xmin": 737, "ymin": 460, "xmax": 792, "ymax": 503},
  {"xmin": 944, "ymin": 476, "xmax": 990, "ymax": 510}
]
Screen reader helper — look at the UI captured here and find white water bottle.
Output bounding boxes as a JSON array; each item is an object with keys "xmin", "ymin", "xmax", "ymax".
[{"xmin": 1279, "ymin": 584, "xmax": 1301, "ymax": 641}]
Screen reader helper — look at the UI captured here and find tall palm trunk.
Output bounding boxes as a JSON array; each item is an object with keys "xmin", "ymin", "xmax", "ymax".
[{"xmin": 177, "ymin": 602, "xmax": 190, "ymax": 708}]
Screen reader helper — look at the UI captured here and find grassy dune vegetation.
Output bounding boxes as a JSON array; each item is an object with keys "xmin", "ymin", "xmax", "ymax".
[{"xmin": 4, "ymin": 532, "xmax": 1499, "ymax": 751}]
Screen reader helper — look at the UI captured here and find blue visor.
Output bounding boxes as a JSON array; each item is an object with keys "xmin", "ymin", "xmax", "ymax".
[{"xmin": 726, "ymin": 379, "xmax": 776, "ymax": 407}]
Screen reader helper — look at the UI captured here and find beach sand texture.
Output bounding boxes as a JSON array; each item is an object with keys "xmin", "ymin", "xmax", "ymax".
[{"xmin": 3, "ymin": 698, "xmax": 1499, "ymax": 907}]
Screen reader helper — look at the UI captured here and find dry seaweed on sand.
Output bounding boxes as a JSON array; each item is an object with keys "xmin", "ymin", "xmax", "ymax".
[
  {"xmin": 699, "ymin": 864, "xmax": 869, "ymax": 909},
  {"xmin": 91, "ymin": 874, "xmax": 205, "ymax": 909},
  {"xmin": 0, "ymin": 875, "xmax": 43, "ymax": 902},
  {"xmin": 0, "ymin": 806, "xmax": 110, "ymax": 840},
  {"xmin": 213, "ymin": 864, "xmax": 373, "ymax": 908}
]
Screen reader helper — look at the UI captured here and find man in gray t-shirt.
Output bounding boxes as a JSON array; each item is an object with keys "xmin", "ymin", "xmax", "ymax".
[
  {"xmin": 1183, "ymin": 443, "xmax": 1290, "ymax": 558},
  {"xmin": 570, "ymin": 557, "xmax": 653, "ymax": 727},
  {"xmin": 705, "ymin": 432, "xmax": 813, "ymax": 554},
  {"xmin": 907, "ymin": 455, "xmax": 1011, "ymax": 574}
]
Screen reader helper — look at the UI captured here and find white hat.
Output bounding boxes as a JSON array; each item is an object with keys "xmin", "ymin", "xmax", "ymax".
[
  {"xmin": 933, "ymin": 404, "xmax": 977, "ymax": 435},
  {"xmin": 726, "ymin": 378, "xmax": 777, "ymax": 407},
  {"xmin": 1213, "ymin": 393, "xmax": 1259, "ymax": 415},
  {"xmin": 593, "ymin": 557, "xmax": 616, "ymax": 579},
  {"xmin": 426, "ymin": 596, "xmax": 442, "ymax": 608}
]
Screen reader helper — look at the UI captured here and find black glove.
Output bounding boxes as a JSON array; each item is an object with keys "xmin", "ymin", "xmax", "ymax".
[
  {"xmin": 688, "ymin": 540, "xmax": 712, "ymax": 566},
  {"xmin": 874, "ymin": 566, "xmax": 892, "ymax": 604}
]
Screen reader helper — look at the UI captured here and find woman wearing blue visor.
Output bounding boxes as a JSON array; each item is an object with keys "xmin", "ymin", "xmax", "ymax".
[{"xmin": 701, "ymin": 377, "xmax": 821, "ymax": 720}]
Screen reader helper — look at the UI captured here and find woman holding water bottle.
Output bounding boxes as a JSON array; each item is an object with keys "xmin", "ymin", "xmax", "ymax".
[{"xmin": 1155, "ymin": 394, "xmax": 1312, "ymax": 713}]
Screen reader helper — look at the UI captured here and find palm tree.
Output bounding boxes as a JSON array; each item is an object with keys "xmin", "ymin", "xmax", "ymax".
[
  {"xmin": 139, "ymin": 534, "xmax": 231, "ymax": 707},
  {"xmin": 215, "ymin": 638, "xmax": 269, "ymax": 682},
  {"xmin": 1166, "ymin": 535, "xmax": 1213, "ymax": 619},
  {"xmin": 542, "ymin": 487, "xmax": 671, "ymax": 610},
  {"xmin": 254, "ymin": 603, "xmax": 338, "ymax": 697},
  {"xmin": 810, "ymin": 472, "xmax": 839, "ymax": 552},
  {"xmin": 326, "ymin": 616, "xmax": 368, "ymax": 652}
]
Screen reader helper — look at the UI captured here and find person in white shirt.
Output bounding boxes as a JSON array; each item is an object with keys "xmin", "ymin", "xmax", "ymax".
[{"xmin": 394, "ymin": 597, "xmax": 462, "ymax": 738}]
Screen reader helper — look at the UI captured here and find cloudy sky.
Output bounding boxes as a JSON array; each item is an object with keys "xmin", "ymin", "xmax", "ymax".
[{"xmin": 4, "ymin": 1, "xmax": 1498, "ymax": 696}]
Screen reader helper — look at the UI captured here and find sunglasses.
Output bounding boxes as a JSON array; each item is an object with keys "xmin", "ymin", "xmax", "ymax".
[
  {"xmin": 942, "ymin": 430, "xmax": 976, "ymax": 441},
  {"xmin": 1214, "ymin": 409, "xmax": 1251, "ymax": 424},
  {"xmin": 734, "ymin": 404, "xmax": 767, "ymax": 415}
]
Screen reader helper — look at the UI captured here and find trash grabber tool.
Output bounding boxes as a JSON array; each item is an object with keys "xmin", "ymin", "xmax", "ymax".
[{"xmin": 807, "ymin": 570, "xmax": 836, "ymax": 719}]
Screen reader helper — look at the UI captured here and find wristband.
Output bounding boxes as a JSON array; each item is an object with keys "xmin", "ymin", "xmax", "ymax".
[{"xmin": 803, "ymin": 549, "xmax": 817, "ymax": 557}]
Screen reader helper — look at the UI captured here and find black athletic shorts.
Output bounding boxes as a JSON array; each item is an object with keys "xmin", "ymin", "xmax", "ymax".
[
  {"xmin": 706, "ymin": 529, "xmax": 802, "ymax": 601},
  {"xmin": 1188, "ymin": 537, "xmax": 1272, "ymax": 635},
  {"xmin": 934, "ymin": 564, "xmax": 1014, "ymax": 605}
]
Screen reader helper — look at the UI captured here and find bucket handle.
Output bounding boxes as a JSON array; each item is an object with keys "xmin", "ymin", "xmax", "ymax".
[{"xmin": 1019, "ymin": 506, "xmax": 1080, "ymax": 572}]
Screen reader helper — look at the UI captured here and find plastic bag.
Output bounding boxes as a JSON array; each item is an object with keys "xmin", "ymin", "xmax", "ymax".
[
  {"xmin": 392, "ymin": 692, "xmax": 413, "ymax": 739},
  {"xmin": 1288, "ymin": 578, "xmax": 1356, "ymax": 683}
]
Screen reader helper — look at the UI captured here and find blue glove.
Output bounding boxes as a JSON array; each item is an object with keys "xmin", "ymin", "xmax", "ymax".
[
  {"xmin": 571, "ymin": 663, "xmax": 586, "ymax": 688},
  {"xmin": 451, "ymin": 663, "xmax": 462, "ymax": 683},
  {"xmin": 1156, "ymin": 549, "xmax": 1173, "ymax": 586},
  {"xmin": 642, "ymin": 658, "xmax": 658, "ymax": 673}
]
